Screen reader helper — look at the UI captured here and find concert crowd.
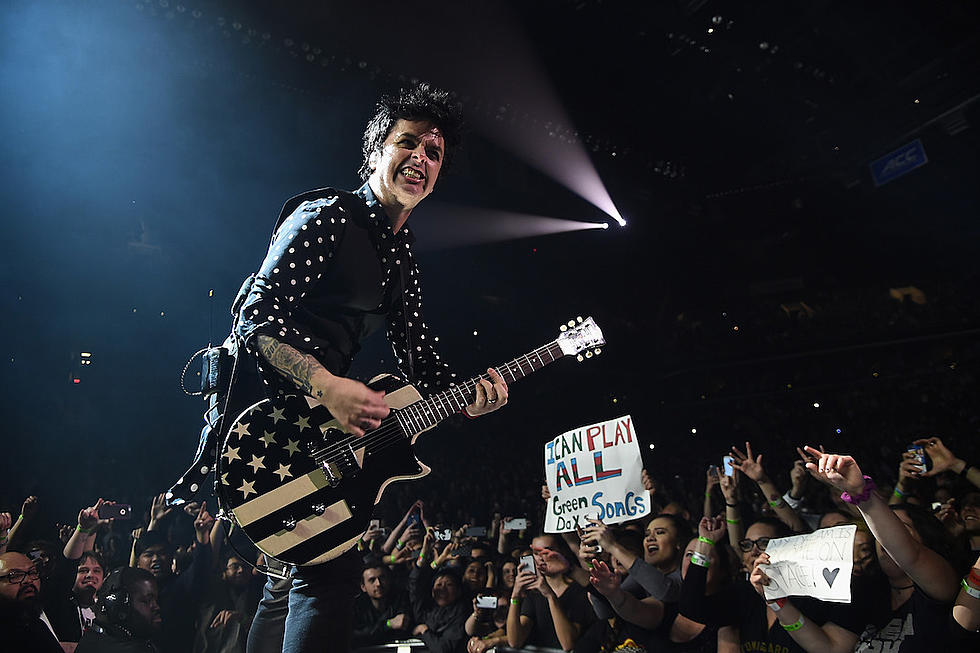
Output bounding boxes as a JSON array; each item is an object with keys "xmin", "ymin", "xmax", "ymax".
[{"xmin": 3, "ymin": 405, "xmax": 980, "ymax": 653}]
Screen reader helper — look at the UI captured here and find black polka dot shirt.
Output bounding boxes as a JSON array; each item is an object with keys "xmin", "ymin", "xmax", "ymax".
[{"xmin": 234, "ymin": 182, "xmax": 457, "ymax": 396}]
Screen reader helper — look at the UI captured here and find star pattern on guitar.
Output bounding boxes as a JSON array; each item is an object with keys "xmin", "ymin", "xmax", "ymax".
[{"xmin": 223, "ymin": 394, "xmax": 323, "ymax": 501}]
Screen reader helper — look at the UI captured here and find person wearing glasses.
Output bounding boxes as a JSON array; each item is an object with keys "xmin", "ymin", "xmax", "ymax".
[
  {"xmin": 674, "ymin": 514, "xmax": 865, "ymax": 652},
  {"xmin": 0, "ymin": 552, "xmax": 63, "ymax": 652}
]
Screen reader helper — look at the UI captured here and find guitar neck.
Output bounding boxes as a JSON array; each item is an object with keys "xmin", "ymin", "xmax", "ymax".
[{"xmin": 396, "ymin": 340, "xmax": 566, "ymax": 437}]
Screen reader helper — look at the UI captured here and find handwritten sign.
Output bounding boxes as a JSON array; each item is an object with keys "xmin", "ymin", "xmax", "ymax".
[
  {"xmin": 762, "ymin": 524, "xmax": 856, "ymax": 603},
  {"xmin": 543, "ymin": 415, "xmax": 650, "ymax": 533}
]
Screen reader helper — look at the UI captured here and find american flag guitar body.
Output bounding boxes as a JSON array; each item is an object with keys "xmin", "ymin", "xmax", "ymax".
[{"xmin": 217, "ymin": 317, "xmax": 604, "ymax": 566}]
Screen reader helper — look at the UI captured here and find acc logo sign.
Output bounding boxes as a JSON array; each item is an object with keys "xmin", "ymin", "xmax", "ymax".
[{"xmin": 870, "ymin": 139, "xmax": 928, "ymax": 187}]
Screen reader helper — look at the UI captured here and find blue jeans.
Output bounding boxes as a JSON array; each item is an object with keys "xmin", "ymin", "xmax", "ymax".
[{"xmin": 246, "ymin": 552, "xmax": 361, "ymax": 653}]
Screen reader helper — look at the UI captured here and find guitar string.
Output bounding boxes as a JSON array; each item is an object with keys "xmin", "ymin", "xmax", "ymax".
[
  {"xmin": 310, "ymin": 340, "xmax": 567, "ymax": 464},
  {"xmin": 310, "ymin": 341, "xmax": 563, "ymax": 463},
  {"xmin": 307, "ymin": 341, "xmax": 565, "ymax": 465}
]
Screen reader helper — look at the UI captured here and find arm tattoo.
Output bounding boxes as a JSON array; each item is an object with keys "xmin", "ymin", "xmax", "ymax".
[{"xmin": 256, "ymin": 335, "xmax": 321, "ymax": 396}]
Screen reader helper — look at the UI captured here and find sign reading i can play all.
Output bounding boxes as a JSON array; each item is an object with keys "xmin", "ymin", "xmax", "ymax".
[{"xmin": 544, "ymin": 415, "xmax": 651, "ymax": 533}]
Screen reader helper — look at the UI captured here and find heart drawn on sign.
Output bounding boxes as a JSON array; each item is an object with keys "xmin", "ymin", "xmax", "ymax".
[{"xmin": 822, "ymin": 567, "xmax": 841, "ymax": 588}]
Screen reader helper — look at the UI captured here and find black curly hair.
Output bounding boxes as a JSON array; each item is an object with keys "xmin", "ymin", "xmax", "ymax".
[{"xmin": 358, "ymin": 82, "xmax": 463, "ymax": 181}]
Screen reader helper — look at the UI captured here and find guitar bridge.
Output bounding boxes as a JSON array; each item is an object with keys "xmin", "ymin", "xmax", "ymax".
[{"xmin": 320, "ymin": 460, "xmax": 343, "ymax": 487}]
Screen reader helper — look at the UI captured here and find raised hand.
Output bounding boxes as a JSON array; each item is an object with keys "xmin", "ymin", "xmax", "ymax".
[
  {"xmin": 575, "ymin": 529, "xmax": 601, "ymax": 566},
  {"xmin": 583, "ymin": 517, "xmax": 616, "ymax": 550},
  {"xmin": 21, "ymin": 496, "xmax": 39, "ymax": 521},
  {"xmin": 802, "ymin": 446, "xmax": 866, "ymax": 495},
  {"xmin": 705, "ymin": 467, "xmax": 721, "ymax": 491},
  {"xmin": 898, "ymin": 452, "xmax": 922, "ymax": 483},
  {"xmin": 789, "ymin": 460, "xmax": 808, "ymax": 493},
  {"xmin": 0, "ymin": 512, "xmax": 13, "ymax": 534},
  {"xmin": 78, "ymin": 499, "xmax": 108, "ymax": 531},
  {"xmin": 749, "ymin": 553, "xmax": 772, "ymax": 598},
  {"xmin": 541, "ymin": 484, "xmax": 552, "ymax": 501},
  {"xmin": 194, "ymin": 504, "xmax": 215, "ymax": 545},
  {"xmin": 150, "ymin": 493, "xmax": 173, "ymax": 524},
  {"xmin": 588, "ymin": 559, "xmax": 621, "ymax": 596},
  {"xmin": 913, "ymin": 437, "xmax": 964, "ymax": 477},
  {"xmin": 936, "ymin": 500, "xmax": 965, "ymax": 537},
  {"xmin": 719, "ymin": 472, "xmax": 737, "ymax": 503},
  {"xmin": 731, "ymin": 442, "xmax": 768, "ymax": 483},
  {"xmin": 532, "ymin": 571, "xmax": 556, "ymax": 598},
  {"xmin": 511, "ymin": 567, "xmax": 536, "ymax": 599},
  {"xmin": 641, "ymin": 469, "xmax": 654, "ymax": 493},
  {"xmin": 698, "ymin": 515, "xmax": 727, "ymax": 543}
]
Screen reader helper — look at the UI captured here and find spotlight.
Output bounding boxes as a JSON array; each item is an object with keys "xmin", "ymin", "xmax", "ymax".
[{"xmin": 813, "ymin": 402, "xmax": 820, "ymax": 408}]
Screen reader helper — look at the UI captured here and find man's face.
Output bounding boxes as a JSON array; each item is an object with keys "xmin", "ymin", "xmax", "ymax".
[
  {"xmin": 73, "ymin": 556, "xmax": 105, "ymax": 598},
  {"xmin": 137, "ymin": 545, "xmax": 172, "ymax": 579},
  {"xmin": 360, "ymin": 567, "xmax": 388, "ymax": 600},
  {"xmin": 368, "ymin": 119, "xmax": 445, "ymax": 214},
  {"xmin": 129, "ymin": 579, "xmax": 162, "ymax": 633},
  {"xmin": 222, "ymin": 557, "xmax": 248, "ymax": 589},
  {"xmin": 431, "ymin": 574, "xmax": 459, "ymax": 607},
  {"xmin": 961, "ymin": 495, "xmax": 980, "ymax": 534},
  {"xmin": 0, "ymin": 553, "xmax": 41, "ymax": 605}
]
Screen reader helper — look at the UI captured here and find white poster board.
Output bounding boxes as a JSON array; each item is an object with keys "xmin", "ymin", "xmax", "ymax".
[
  {"xmin": 762, "ymin": 524, "xmax": 856, "ymax": 603},
  {"xmin": 543, "ymin": 415, "xmax": 650, "ymax": 533}
]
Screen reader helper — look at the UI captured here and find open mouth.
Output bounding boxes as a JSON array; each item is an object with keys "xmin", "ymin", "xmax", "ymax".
[{"xmin": 400, "ymin": 167, "xmax": 425, "ymax": 183}]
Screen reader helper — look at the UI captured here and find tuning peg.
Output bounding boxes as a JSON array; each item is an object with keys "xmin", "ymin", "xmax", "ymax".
[
  {"xmin": 576, "ymin": 354, "xmax": 584, "ymax": 362},
  {"xmin": 567, "ymin": 320, "xmax": 576, "ymax": 328},
  {"xmin": 560, "ymin": 325, "xmax": 568, "ymax": 332},
  {"xmin": 585, "ymin": 351, "xmax": 593, "ymax": 358},
  {"xmin": 594, "ymin": 348, "xmax": 602, "ymax": 355},
  {"xmin": 577, "ymin": 316, "xmax": 583, "ymax": 323}
]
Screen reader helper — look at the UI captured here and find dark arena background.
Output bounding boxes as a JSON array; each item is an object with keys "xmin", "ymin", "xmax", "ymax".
[{"xmin": 2, "ymin": 0, "xmax": 980, "ymax": 651}]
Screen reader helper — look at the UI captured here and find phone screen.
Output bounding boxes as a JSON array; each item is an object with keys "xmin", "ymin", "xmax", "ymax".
[{"xmin": 722, "ymin": 456, "xmax": 735, "ymax": 477}]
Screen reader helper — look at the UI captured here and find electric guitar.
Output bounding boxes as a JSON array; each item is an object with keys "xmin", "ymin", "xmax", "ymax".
[{"xmin": 217, "ymin": 316, "xmax": 604, "ymax": 566}]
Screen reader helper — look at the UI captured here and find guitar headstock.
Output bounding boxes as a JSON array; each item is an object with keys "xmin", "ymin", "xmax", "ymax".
[{"xmin": 557, "ymin": 316, "xmax": 605, "ymax": 361}]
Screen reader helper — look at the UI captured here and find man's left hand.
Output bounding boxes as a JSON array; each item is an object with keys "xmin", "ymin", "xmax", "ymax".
[{"xmin": 465, "ymin": 368, "xmax": 508, "ymax": 417}]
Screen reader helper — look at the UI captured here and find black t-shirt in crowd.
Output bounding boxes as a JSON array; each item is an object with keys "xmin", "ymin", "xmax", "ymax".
[
  {"xmin": 854, "ymin": 587, "xmax": 954, "ymax": 652},
  {"xmin": 729, "ymin": 581, "xmax": 866, "ymax": 653},
  {"xmin": 520, "ymin": 580, "xmax": 596, "ymax": 649}
]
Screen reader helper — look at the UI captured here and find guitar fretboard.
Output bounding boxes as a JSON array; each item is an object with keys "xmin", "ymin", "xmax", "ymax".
[{"xmin": 395, "ymin": 340, "xmax": 565, "ymax": 437}]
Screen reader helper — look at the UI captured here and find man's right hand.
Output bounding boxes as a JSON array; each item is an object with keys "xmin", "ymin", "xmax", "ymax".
[
  {"xmin": 388, "ymin": 613, "xmax": 408, "ymax": 630},
  {"xmin": 315, "ymin": 375, "xmax": 390, "ymax": 437}
]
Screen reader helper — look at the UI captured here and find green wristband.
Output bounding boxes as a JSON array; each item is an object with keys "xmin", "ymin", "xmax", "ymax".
[
  {"xmin": 697, "ymin": 535, "xmax": 715, "ymax": 546},
  {"xmin": 76, "ymin": 524, "xmax": 94, "ymax": 534},
  {"xmin": 725, "ymin": 517, "xmax": 741, "ymax": 524},
  {"xmin": 385, "ymin": 618, "xmax": 392, "ymax": 629},
  {"xmin": 768, "ymin": 497, "xmax": 784, "ymax": 508},
  {"xmin": 893, "ymin": 487, "xmax": 906, "ymax": 498},
  {"xmin": 781, "ymin": 616, "xmax": 805, "ymax": 632},
  {"xmin": 510, "ymin": 598, "xmax": 521, "ymax": 605}
]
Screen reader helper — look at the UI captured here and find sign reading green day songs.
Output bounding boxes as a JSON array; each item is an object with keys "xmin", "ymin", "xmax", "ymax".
[{"xmin": 544, "ymin": 415, "xmax": 650, "ymax": 532}]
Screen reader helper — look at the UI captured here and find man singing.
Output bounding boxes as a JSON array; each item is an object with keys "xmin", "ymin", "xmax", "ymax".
[{"xmin": 234, "ymin": 84, "xmax": 510, "ymax": 652}]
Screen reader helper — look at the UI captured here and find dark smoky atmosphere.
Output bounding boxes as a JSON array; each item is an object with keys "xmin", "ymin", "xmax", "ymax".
[{"xmin": 2, "ymin": 1, "xmax": 980, "ymax": 652}]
